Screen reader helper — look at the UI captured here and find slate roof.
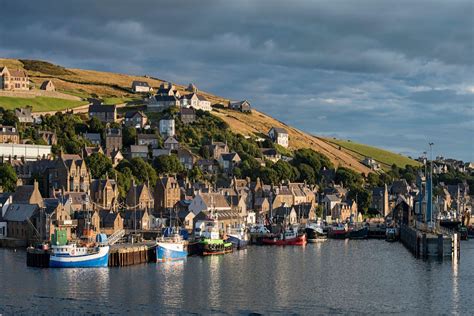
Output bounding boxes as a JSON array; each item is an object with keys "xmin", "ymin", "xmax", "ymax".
[
  {"xmin": 270, "ymin": 127, "xmax": 288, "ymax": 134},
  {"xmin": 132, "ymin": 81, "xmax": 150, "ymax": 87},
  {"xmin": 99, "ymin": 211, "xmax": 121, "ymax": 227},
  {"xmin": 3, "ymin": 204, "xmax": 38, "ymax": 222},
  {"xmin": 84, "ymin": 133, "xmax": 101, "ymax": 142},
  {"xmin": 130, "ymin": 145, "xmax": 148, "ymax": 153},
  {"xmin": 12, "ymin": 185, "xmax": 36, "ymax": 204},
  {"xmin": 220, "ymin": 152, "xmax": 240, "ymax": 161},
  {"xmin": 260, "ymin": 148, "xmax": 278, "ymax": 156},
  {"xmin": 123, "ymin": 210, "xmax": 147, "ymax": 220},
  {"xmin": 199, "ymin": 193, "xmax": 230, "ymax": 209},
  {"xmin": 89, "ymin": 104, "xmax": 117, "ymax": 113},
  {"xmin": 180, "ymin": 107, "xmax": 196, "ymax": 115},
  {"xmin": 124, "ymin": 111, "xmax": 147, "ymax": 119},
  {"xmin": 40, "ymin": 80, "xmax": 53, "ymax": 89},
  {"xmin": 154, "ymin": 95, "xmax": 179, "ymax": 102},
  {"xmin": 164, "ymin": 137, "xmax": 179, "ymax": 144},
  {"xmin": 324, "ymin": 194, "xmax": 342, "ymax": 202},
  {"xmin": 0, "ymin": 192, "xmax": 12, "ymax": 206}
]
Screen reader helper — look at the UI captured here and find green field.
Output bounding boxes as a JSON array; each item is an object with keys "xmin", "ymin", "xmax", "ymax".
[
  {"xmin": 325, "ymin": 138, "xmax": 421, "ymax": 169},
  {"xmin": 0, "ymin": 96, "xmax": 88, "ymax": 112}
]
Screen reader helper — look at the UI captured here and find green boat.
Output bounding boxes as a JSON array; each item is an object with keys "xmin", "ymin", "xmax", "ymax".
[{"xmin": 194, "ymin": 219, "xmax": 233, "ymax": 256}]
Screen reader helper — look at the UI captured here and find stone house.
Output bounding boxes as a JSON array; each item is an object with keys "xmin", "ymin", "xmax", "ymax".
[
  {"xmin": 180, "ymin": 93, "xmax": 212, "ymax": 111},
  {"xmin": 196, "ymin": 159, "xmax": 219, "ymax": 174},
  {"xmin": 177, "ymin": 148, "xmax": 196, "ymax": 170},
  {"xmin": 218, "ymin": 152, "xmax": 241, "ymax": 174},
  {"xmin": 268, "ymin": 127, "xmax": 289, "ymax": 148},
  {"xmin": 105, "ymin": 128, "xmax": 122, "ymax": 151},
  {"xmin": 123, "ymin": 210, "xmax": 150, "ymax": 230},
  {"xmin": 124, "ymin": 111, "xmax": 148, "ymax": 128},
  {"xmin": 47, "ymin": 153, "xmax": 91, "ymax": 195},
  {"xmin": 150, "ymin": 95, "xmax": 180, "ymax": 110},
  {"xmin": 40, "ymin": 80, "xmax": 55, "ymax": 91},
  {"xmin": 0, "ymin": 66, "xmax": 29, "ymax": 91},
  {"xmin": 176, "ymin": 209, "xmax": 195, "ymax": 231},
  {"xmin": 152, "ymin": 148, "xmax": 171, "ymax": 159},
  {"xmin": 38, "ymin": 130, "xmax": 57, "ymax": 145},
  {"xmin": 3, "ymin": 204, "xmax": 40, "ymax": 245},
  {"xmin": 99, "ymin": 211, "xmax": 123, "ymax": 235},
  {"xmin": 322, "ymin": 194, "xmax": 342, "ymax": 218},
  {"xmin": 229, "ymin": 100, "xmax": 251, "ymax": 113},
  {"xmin": 180, "ymin": 107, "xmax": 196, "ymax": 124},
  {"xmin": 371, "ymin": 184, "xmax": 389, "ymax": 217},
  {"xmin": 163, "ymin": 137, "xmax": 179, "ymax": 150},
  {"xmin": 186, "ymin": 83, "xmax": 198, "ymax": 93},
  {"xmin": 362, "ymin": 157, "xmax": 381, "ymax": 171},
  {"xmin": 273, "ymin": 205, "xmax": 298, "ymax": 225},
  {"xmin": 132, "ymin": 81, "xmax": 152, "ymax": 93},
  {"xmin": 331, "ymin": 201, "xmax": 357, "ymax": 222},
  {"xmin": 84, "ymin": 132, "xmax": 101, "ymax": 146},
  {"xmin": 155, "ymin": 82, "xmax": 181, "ymax": 98},
  {"xmin": 16, "ymin": 107, "xmax": 34, "ymax": 124},
  {"xmin": 129, "ymin": 145, "xmax": 149, "ymax": 159},
  {"xmin": 188, "ymin": 192, "xmax": 231, "ymax": 215},
  {"xmin": 105, "ymin": 148, "xmax": 123, "ymax": 167},
  {"xmin": 83, "ymin": 146, "xmax": 104, "ymax": 157},
  {"xmin": 0, "ymin": 125, "xmax": 19, "ymax": 144},
  {"xmin": 90, "ymin": 177, "xmax": 119, "ymax": 210},
  {"xmin": 74, "ymin": 210, "xmax": 100, "ymax": 235},
  {"xmin": 260, "ymin": 148, "xmax": 280, "ymax": 162},
  {"xmin": 59, "ymin": 192, "xmax": 90, "ymax": 212},
  {"xmin": 137, "ymin": 133, "xmax": 159, "ymax": 148},
  {"xmin": 254, "ymin": 197, "xmax": 270, "ymax": 218},
  {"xmin": 89, "ymin": 104, "xmax": 117, "ymax": 123},
  {"xmin": 154, "ymin": 176, "xmax": 181, "ymax": 212},
  {"xmin": 44, "ymin": 198, "xmax": 76, "ymax": 241},
  {"xmin": 210, "ymin": 141, "xmax": 229, "ymax": 160},
  {"xmin": 159, "ymin": 119, "xmax": 175, "ymax": 138},
  {"xmin": 126, "ymin": 181, "xmax": 154, "ymax": 211}
]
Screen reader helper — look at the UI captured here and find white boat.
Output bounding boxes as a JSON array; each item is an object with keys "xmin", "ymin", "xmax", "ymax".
[
  {"xmin": 49, "ymin": 244, "xmax": 110, "ymax": 268},
  {"xmin": 156, "ymin": 234, "xmax": 188, "ymax": 262}
]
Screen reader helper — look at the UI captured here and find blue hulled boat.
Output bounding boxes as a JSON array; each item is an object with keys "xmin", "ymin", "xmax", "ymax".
[
  {"xmin": 49, "ymin": 244, "xmax": 109, "ymax": 268},
  {"xmin": 156, "ymin": 233, "xmax": 188, "ymax": 262}
]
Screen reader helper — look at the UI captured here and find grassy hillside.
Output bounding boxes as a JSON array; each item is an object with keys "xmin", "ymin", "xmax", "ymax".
[
  {"xmin": 324, "ymin": 138, "xmax": 420, "ymax": 169},
  {"xmin": 0, "ymin": 57, "xmax": 418, "ymax": 173},
  {"xmin": 0, "ymin": 96, "xmax": 88, "ymax": 112}
]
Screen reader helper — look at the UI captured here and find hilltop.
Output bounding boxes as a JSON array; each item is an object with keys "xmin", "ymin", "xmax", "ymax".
[{"xmin": 0, "ymin": 58, "xmax": 420, "ymax": 173}]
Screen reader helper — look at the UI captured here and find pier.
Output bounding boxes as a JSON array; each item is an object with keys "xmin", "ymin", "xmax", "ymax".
[
  {"xmin": 26, "ymin": 242, "xmax": 157, "ymax": 268},
  {"xmin": 400, "ymin": 222, "xmax": 460, "ymax": 259}
]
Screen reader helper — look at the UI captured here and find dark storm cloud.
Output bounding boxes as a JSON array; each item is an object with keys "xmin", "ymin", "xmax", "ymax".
[{"xmin": 0, "ymin": 0, "xmax": 472, "ymax": 160}]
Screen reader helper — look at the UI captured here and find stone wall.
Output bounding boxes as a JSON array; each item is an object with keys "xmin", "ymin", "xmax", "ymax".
[{"xmin": 0, "ymin": 89, "xmax": 82, "ymax": 101}]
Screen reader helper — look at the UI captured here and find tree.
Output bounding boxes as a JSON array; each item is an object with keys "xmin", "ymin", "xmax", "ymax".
[
  {"xmin": 335, "ymin": 167, "xmax": 363, "ymax": 188},
  {"xmin": 88, "ymin": 117, "xmax": 104, "ymax": 134},
  {"xmin": 0, "ymin": 109, "xmax": 19, "ymax": 126},
  {"xmin": 348, "ymin": 186, "xmax": 372, "ymax": 214},
  {"xmin": 297, "ymin": 163, "xmax": 317, "ymax": 184},
  {"xmin": 129, "ymin": 157, "xmax": 157, "ymax": 185},
  {"xmin": 272, "ymin": 160, "xmax": 298, "ymax": 182},
  {"xmin": 85, "ymin": 153, "xmax": 113, "ymax": 179},
  {"xmin": 123, "ymin": 127, "xmax": 137, "ymax": 147},
  {"xmin": 0, "ymin": 163, "xmax": 17, "ymax": 192},
  {"xmin": 153, "ymin": 155, "xmax": 184, "ymax": 175}
]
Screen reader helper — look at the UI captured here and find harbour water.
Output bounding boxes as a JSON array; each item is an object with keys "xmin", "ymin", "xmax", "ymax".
[{"xmin": 1, "ymin": 240, "xmax": 473, "ymax": 315}]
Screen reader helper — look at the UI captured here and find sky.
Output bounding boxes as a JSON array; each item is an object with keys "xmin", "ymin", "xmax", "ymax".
[{"xmin": 1, "ymin": 0, "xmax": 473, "ymax": 161}]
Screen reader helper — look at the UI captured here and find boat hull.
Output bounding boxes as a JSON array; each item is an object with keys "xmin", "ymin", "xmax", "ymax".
[
  {"xmin": 262, "ymin": 234, "xmax": 307, "ymax": 246},
  {"xmin": 328, "ymin": 230, "xmax": 347, "ymax": 239},
  {"xmin": 49, "ymin": 246, "xmax": 109, "ymax": 268},
  {"xmin": 226, "ymin": 235, "xmax": 248, "ymax": 250},
  {"xmin": 199, "ymin": 239, "xmax": 233, "ymax": 256},
  {"xmin": 348, "ymin": 227, "xmax": 369, "ymax": 239},
  {"xmin": 305, "ymin": 227, "xmax": 327, "ymax": 243},
  {"xmin": 156, "ymin": 242, "xmax": 188, "ymax": 262}
]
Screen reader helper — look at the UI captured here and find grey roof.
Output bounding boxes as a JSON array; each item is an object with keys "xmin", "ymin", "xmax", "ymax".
[
  {"xmin": 325, "ymin": 194, "xmax": 342, "ymax": 202},
  {"xmin": 130, "ymin": 145, "xmax": 149, "ymax": 153},
  {"xmin": 164, "ymin": 137, "xmax": 179, "ymax": 144},
  {"xmin": 180, "ymin": 107, "xmax": 196, "ymax": 115},
  {"xmin": 137, "ymin": 133, "xmax": 158, "ymax": 140},
  {"xmin": 124, "ymin": 111, "xmax": 147, "ymax": 119},
  {"xmin": 84, "ymin": 133, "xmax": 101, "ymax": 142},
  {"xmin": 154, "ymin": 95, "xmax": 179, "ymax": 102},
  {"xmin": 12, "ymin": 185, "xmax": 36, "ymax": 204},
  {"xmin": 3, "ymin": 204, "xmax": 38, "ymax": 222},
  {"xmin": 220, "ymin": 152, "xmax": 240, "ymax": 161},
  {"xmin": 43, "ymin": 198, "xmax": 61, "ymax": 214},
  {"xmin": 123, "ymin": 210, "xmax": 147, "ymax": 220},
  {"xmin": 0, "ymin": 192, "xmax": 12, "ymax": 206},
  {"xmin": 132, "ymin": 81, "xmax": 150, "ymax": 87},
  {"xmin": 260, "ymin": 148, "xmax": 278, "ymax": 156},
  {"xmin": 99, "ymin": 211, "xmax": 120, "ymax": 227},
  {"xmin": 270, "ymin": 127, "xmax": 288, "ymax": 134},
  {"xmin": 89, "ymin": 104, "xmax": 117, "ymax": 113}
]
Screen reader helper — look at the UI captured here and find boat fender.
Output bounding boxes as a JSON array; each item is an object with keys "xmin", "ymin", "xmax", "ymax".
[{"xmin": 71, "ymin": 249, "xmax": 76, "ymax": 256}]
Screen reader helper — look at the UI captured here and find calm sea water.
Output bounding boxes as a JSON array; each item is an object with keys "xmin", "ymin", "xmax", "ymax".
[{"xmin": 1, "ymin": 240, "xmax": 473, "ymax": 315}]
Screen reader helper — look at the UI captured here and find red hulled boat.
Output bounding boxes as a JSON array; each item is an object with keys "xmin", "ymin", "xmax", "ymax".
[{"xmin": 262, "ymin": 229, "xmax": 307, "ymax": 246}]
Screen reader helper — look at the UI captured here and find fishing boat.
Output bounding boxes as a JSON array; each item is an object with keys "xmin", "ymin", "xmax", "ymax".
[
  {"xmin": 328, "ymin": 224, "xmax": 347, "ymax": 239},
  {"xmin": 468, "ymin": 225, "xmax": 474, "ymax": 239},
  {"xmin": 305, "ymin": 220, "xmax": 327, "ymax": 242},
  {"xmin": 347, "ymin": 225, "xmax": 369, "ymax": 239},
  {"xmin": 226, "ymin": 226, "xmax": 249, "ymax": 250},
  {"xmin": 385, "ymin": 227, "xmax": 399, "ymax": 242},
  {"xmin": 49, "ymin": 233, "xmax": 109, "ymax": 268},
  {"xmin": 459, "ymin": 226, "xmax": 468, "ymax": 240},
  {"xmin": 156, "ymin": 233, "xmax": 188, "ymax": 262},
  {"xmin": 194, "ymin": 220, "xmax": 233, "ymax": 256},
  {"xmin": 262, "ymin": 228, "xmax": 307, "ymax": 246}
]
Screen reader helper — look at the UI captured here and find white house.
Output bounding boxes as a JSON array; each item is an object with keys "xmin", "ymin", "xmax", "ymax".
[
  {"xmin": 132, "ymin": 81, "xmax": 152, "ymax": 93},
  {"xmin": 268, "ymin": 127, "xmax": 289, "ymax": 148},
  {"xmin": 181, "ymin": 93, "xmax": 212, "ymax": 111},
  {"xmin": 0, "ymin": 193, "xmax": 13, "ymax": 237},
  {"xmin": 188, "ymin": 192, "xmax": 231, "ymax": 215},
  {"xmin": 159, "ymin": 119, "xmax": 175, "ymax": 138}
]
